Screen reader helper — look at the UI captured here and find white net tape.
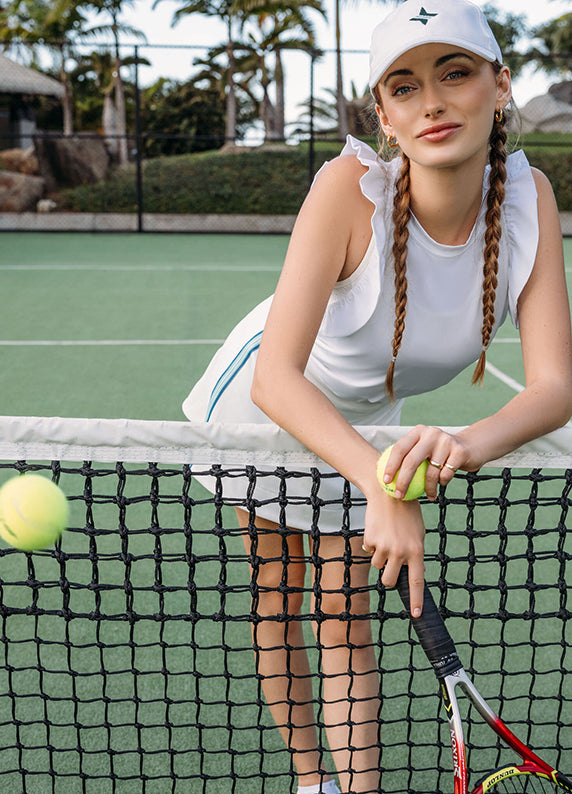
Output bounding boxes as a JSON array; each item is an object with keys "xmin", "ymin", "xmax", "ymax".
[{"xmin": 0, "ymin": 415, "xmax": 572, "ymax": 468}]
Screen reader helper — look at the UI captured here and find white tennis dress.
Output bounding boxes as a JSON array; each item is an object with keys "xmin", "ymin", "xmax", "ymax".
[{"xmin": 182, "ymin": 135, "xmax": 539, "ymax": 532}]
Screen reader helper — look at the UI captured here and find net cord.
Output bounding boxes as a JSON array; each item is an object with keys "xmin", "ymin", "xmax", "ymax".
[{"xmin": 0, "ymin": 415, "xmax": 572, "ymax": 468}]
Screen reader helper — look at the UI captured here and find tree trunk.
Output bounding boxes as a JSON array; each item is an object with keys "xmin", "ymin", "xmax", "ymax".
[
  {"xmin": 60, "ymin": 47, "xmax": 73, "ymax": 135},
  {"xmin": 335, "ymin": 0, "xmax": 348, "ymax": 139},
  {"xmin": 225, "ymin": 18, "xmax": 237, "ymax": 145},
  {"xmin": 275, "ymin": 48, "xmax": 285, "ymax": 141},
  {"xmin": 114, "ymin": 61, "xmax": 129, "ymax": 164}
]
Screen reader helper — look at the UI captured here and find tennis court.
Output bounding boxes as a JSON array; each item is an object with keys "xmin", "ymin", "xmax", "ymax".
[
  {"xmin": 0, "ymin": 231, "xmax": 572, "ymax": 793},
  {"xmin": 2, "ymin": 231, "xmax": 571, "ymax": 424}
]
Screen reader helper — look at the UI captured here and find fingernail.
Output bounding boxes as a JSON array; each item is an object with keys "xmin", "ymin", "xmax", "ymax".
[
  {"xmin": 413, "ymin": 608, "xmax": 421, "ymax": 618},
  {"xmin": 383, "ymin": 474, "xmax": 392, "ymax": 483},
  {"xmin": 394, "ymin": 490, "xmax": 403, "ymax": 499}
]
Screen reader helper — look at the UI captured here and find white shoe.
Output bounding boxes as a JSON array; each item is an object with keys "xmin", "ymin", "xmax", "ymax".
[{"xmin": 296, "ymin": 780, "xmax": 341, "ymax": 794}]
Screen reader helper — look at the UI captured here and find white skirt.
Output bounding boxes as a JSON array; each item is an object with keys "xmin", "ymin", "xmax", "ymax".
[{"xmin": 182, "ymin": 297, "xmax": 402, "ymax": 533}]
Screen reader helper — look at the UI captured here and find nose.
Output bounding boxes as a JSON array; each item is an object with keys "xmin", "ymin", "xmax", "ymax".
[{"xmin": 423, "ymin": 84, "xmax": 445, "ymax": 117}]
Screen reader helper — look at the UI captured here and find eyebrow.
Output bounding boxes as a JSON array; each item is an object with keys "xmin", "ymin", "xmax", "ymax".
[{"xmin": 383, "ymin": 52, "xmax": 476, "ymax": 85}]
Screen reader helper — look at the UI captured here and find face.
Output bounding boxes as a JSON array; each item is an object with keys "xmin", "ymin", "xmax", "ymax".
[{"xmin": 375, "ymin": 43, "xmax": 511, "ymax": 171}]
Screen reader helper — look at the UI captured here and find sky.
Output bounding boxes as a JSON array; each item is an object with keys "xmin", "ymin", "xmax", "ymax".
[{"xmin": 103, "ymin": 0, "xmax": 571, "ymax": 134}]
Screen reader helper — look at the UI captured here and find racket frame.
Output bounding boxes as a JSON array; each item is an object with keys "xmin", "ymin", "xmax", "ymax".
[{"xmin": 396, "ymin": 569, "xmax": 572, "ymax": 793}]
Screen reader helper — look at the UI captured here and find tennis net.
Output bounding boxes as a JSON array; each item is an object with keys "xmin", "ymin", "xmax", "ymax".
[{"xmin": 0, "ymin": 416, "xmax": 571, "ymax": 794}]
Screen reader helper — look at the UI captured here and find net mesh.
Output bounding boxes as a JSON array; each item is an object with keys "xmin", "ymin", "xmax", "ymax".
[{"xmin": 0, "ymin": 417, "xmax": 571, "ymax": 794}]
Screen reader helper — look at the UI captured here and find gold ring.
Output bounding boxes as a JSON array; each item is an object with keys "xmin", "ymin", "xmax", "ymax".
[
  {"xmin": 361, "ymin": 544, "xmax": 374, "ymax": 555},
  {"xmin": 444, "ymin": 463, "xmax": 458, "ymax": 473},
  {"xmin": 429, "ymin": 460, "xmax": 444, "ymax": 470}
]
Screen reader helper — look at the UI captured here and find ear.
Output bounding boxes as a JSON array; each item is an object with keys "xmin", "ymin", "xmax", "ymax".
[
  {"xmin": 496, "ymin": 64, "xmax": 512, "ymax": 109},
  {"xmin": 375, "ymin": 104, "xmax": 393, "ymax": 141}
]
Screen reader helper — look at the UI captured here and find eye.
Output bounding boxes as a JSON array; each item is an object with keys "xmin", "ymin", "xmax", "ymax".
[
  {"xmin": 392, "ymin": 83, "xmax": 415, "ymax": 97},
  {"xmin": 444, "ymin": 68, "xmax": 470, "ymax": 81}
]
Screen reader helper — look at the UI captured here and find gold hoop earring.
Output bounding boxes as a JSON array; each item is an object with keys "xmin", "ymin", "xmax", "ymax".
[
  {"xmin": 494, "ymin": 108, "xmax": 504, "ymax": 123},
  {"xmin": 387, "ymin": 135, "xmax": 399, "ymax": 149}
]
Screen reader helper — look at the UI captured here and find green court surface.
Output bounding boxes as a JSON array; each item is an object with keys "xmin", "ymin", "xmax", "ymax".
[{"xmin": 0, "ymin": 232, "xmax": 570, "ymax": 426}]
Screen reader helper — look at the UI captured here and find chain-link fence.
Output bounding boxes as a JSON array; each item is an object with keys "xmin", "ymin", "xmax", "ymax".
[{"xmin": 1, "ymin": 41, "xmax": 572, "ymax": 233}]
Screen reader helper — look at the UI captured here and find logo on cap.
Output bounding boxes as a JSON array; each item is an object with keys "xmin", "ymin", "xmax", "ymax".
[{"xmin": 410, "ymin": 7, "xmax": 438, "ymax": 25}]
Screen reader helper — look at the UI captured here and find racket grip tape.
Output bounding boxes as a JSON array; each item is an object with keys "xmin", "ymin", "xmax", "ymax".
[{"xmin": 396, "ymin": 567, "xmax": 463, "ymax": 679}]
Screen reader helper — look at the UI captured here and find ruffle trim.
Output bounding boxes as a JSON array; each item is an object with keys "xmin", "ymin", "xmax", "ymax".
[
  {"xmin": 319, "ymin": 139, "xmax": 538, "ymax": 336},
  {"xmin": 320, "ymin": 135, "xmax": 399, "ymax": 337}
]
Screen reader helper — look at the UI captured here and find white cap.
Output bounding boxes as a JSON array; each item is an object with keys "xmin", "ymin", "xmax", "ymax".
[{"xmin": 369, "ymin": 0, "xmax": 503, "ymax": 92}]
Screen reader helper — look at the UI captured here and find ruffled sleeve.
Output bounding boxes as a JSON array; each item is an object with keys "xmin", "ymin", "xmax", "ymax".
[
  {"xmin": 319, "ymin": 135, "xmax": 397, "ymax": 337},
  {"xmin": 502, "ymin": 150, "xmax": 539, "ymax": 325}
]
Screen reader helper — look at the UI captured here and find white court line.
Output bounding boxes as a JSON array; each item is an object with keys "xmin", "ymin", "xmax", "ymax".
[
  {"xmin": 485, "ymin": 361, "xmax": 524, "ymax": 393},
  {"xmin": 0, "ymin": 339, "xmax": 225, "ymax": 346}
]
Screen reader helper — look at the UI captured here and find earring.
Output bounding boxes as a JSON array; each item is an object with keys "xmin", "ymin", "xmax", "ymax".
[
  {"xmin": 387, "ymin": 135, "xmax": 399, "ymax": 149},
  {"xmin": 494, "ymin": 108, "xmax": 504, "ymax": 123}
]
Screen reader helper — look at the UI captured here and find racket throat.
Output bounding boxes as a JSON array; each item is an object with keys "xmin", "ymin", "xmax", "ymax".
[{"xmin": 441, "ymin": 675, "xmax": 470, "ymax": 794}]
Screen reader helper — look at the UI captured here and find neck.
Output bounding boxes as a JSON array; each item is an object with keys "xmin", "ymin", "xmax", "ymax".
[{"xmin": 407, "ymin": 152, "xmax": 489, "ymax": 246}]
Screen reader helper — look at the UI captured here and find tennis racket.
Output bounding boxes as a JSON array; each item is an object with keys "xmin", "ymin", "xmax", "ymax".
[{"xmin": 396, "ymin": 568, "xmax": 572, "ymax": 793}]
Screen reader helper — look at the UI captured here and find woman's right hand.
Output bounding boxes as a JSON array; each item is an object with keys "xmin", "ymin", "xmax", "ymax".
[{"xmin": 362, "ymin": 489, "xmax": 426, "ymax": 617}]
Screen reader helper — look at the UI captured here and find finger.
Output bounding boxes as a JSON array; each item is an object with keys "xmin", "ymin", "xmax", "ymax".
[
  {"xmin": 382, "ymin": 429, "xmax": 426, "ymax": 483},
  {"xmin": 408, "ymin": 562, "xmax": 426, "ymax": 618},
  {"xmin": 424, "ymin": 437, "xmax": 454, "ymax": 500},
  {"xmin": 439, "ymin": 458, "xmax": 460, "ymax": 486},
  {"xmin": 390, "ymin": 427, "xmax": 444, "ymax": 498},
  {"xmin": 380, "ymin": 559, "xmax": 402, "ymax": 588}
]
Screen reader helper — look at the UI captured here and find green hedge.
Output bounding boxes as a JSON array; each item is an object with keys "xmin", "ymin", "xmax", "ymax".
[{"xmin": 58, "ymin": 139, "xmax": 572, "ymax": 214}]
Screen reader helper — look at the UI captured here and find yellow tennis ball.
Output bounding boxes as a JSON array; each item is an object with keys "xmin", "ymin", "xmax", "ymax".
[
  {"xmin": 0, "ymin": 474, "xmax": 68, "ymax": 551},
  {"xmin": 377, "ymin": 445, "xmax": 428, "ymax": 501}
]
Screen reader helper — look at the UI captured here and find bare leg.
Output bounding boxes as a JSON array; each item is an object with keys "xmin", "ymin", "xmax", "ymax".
[
  {"xmin": 237, "ymin": 508, "xmax": 335, "ymax": 788},
  {"xmin": 311, "ymin": 535, "xmax": 381, "ymax": 794}
]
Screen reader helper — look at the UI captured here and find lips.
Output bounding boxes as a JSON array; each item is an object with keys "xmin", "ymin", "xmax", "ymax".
[{"xmin": 417, "ymin": 122, "xmax": 461, "ymax": 141}]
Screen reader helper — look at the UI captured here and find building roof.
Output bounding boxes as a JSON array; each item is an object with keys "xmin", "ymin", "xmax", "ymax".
[
  {"xmin": 520, "ymin": 93, "xmax": 572, "ymax": 134},
  {"xmin": 0, "ymin": 52, "xmax": 64, "ymax": 98}
]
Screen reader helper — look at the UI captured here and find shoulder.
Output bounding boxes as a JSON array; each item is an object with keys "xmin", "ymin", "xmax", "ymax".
[
  {"xmin": 311, "ymin": 151, "xmax": 369, "ymax": 195},
  {"xmin": 530, "ymin": 167, "xmax": 559, "ymax": 214},
  {"xmin": 300, "ymin": 151, "xmax": 375, "ymax": 234}
]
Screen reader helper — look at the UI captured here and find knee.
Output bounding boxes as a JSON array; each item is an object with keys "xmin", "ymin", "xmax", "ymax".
[
  {"xmin": 313, "ymin": 590, "xmax": 373, "ymax": 648},
  {"xmin": 250, "ymin": 562, "xmax": 306, "ymax": 618}
]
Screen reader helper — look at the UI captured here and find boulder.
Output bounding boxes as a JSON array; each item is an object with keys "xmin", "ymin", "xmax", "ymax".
[
  {"xmin": 0, "ymin": 147, "xmax": 39, "ymax": 175},
  {"xmin": 0, "ymin": 170, "xmax": 45, "ymax": 212},
  {"xmin": 34, "ymin": 134, "xmax": 110, "ymax": 189}
]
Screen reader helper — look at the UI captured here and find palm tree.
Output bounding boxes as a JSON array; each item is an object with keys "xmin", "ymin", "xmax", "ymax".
[
  {"xmin": 81, "ymin": 0, "xmax": 147, "ymax": 163},
  {"xmin": 0, "ymin": 0, "xmax": 87, "ymax": 133},
  {"xmin": 153, "ymin": 0, "xmax": 248, "ymax": 146},
  {"xmin": 239, "ymin": 0, "xmax": 325, "ymax": 141},
  {"xmin": 191, "ymin": 43, "xmax": 259, "ymax": 140},
  {"xmin": 533, "ymin": 12, "xmax": 572, "ymax": 78}
]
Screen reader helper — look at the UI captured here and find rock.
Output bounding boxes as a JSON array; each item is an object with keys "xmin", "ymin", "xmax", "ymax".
[
  {"xmin": 0, "ymin": 170, "xmax": 45, "ymax": 212},
  {"xmin": 37, "ymin": 198, "xmax": 57, "ymax": 212},
  {"xmin": 34, "ymin": 134, "xmax": 110, "ymax": 189},
  {"xmin": 0, "ymin": 147, "xmax": 39, "ymax": 175}
]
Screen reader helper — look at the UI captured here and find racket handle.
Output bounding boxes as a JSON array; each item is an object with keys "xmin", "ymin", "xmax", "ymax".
[{"xmin": 396, "ymin": 567, "xmax": 463, "ymax": 679}]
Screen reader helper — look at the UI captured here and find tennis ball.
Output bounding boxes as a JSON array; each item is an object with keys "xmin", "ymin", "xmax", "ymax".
[
  {"xmin": 377, "ymin": 445, "xmax": 428, "ymax": 501},
  {"xmin": 0, "ymin": 475, "xmax": 68, "ymax": 551}
]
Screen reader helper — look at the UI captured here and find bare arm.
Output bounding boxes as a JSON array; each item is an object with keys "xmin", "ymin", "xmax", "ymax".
[
  {"xmin": 384, "ymin": 169, "xmax": 572, "ymax": 498},
  {"xmin": 252, "ymin": 154, "xmax": 427, "ymax": 613}
]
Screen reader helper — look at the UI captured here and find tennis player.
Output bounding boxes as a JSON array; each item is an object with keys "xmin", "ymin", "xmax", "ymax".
[{"xmin": 183, "ymin": 1, "xmax": 572, "ymax": 791}]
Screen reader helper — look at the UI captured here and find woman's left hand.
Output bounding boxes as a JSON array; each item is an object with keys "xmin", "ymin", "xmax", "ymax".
[{"xmin": 380, "ymin": 425, "xmax": 480, "ymax": 501}]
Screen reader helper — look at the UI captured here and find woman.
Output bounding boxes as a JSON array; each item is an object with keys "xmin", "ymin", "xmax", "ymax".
[{"xmin": 183, "ymin": 1, "xmax": 572, "ymax": 791}]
